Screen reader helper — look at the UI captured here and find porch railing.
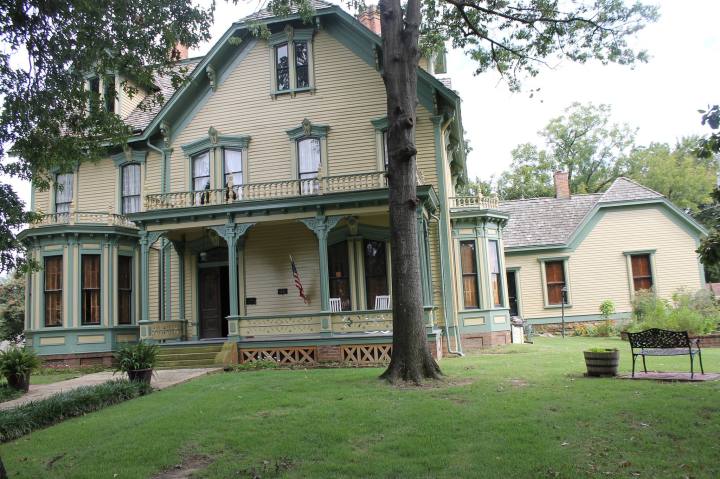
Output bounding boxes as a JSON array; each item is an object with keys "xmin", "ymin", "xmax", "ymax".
[
  {"xmin": 32, "ymin": 211, "xmax": 137, "ymax": 228},
  {"xmin": 449, "ymin": 195, "xmax": 500, "ymax": 210},
  {"xmin": 144, "ymin": 170, "xmax": 427, "ymax": 211},
  {"xmin": 227, "ymin": 310, "xmax": 393, "ymax": 338}
]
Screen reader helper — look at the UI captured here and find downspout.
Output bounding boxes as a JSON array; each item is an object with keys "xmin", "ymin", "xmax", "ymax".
[{"xmin": 146, "ymin": 139, "xmax": 167, "ymax": 193}]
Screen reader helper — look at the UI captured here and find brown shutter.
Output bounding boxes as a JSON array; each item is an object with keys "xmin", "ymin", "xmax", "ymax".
[
  {"xmin": 545, "ymin": 261, "xmax": 566, "ymax": 305},
  {"xmin": 631, "ymin": 254, "xmax": 653, "ymax": 291}
]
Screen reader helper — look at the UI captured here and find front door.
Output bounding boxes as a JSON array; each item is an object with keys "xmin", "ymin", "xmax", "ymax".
[
  {"xmin": 506, "ymin": 270, "xmax": 519, "ymax": 317},
  {"xmin": 199, "ymin": 266, "xmax": 229, "ymax": 339}
]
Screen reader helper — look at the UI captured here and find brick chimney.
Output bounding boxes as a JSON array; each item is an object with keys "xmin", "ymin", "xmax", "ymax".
[
  {"xmin": 172, "ymin": 43, "xmax": 189, "ymax": 61},
  {"xmin": 357, "ymin": 5, "xmax": 381, "ymax": 35},
  {"xmin": 554, "ymin": 171, "xmax": 570, "ymax": 199}
]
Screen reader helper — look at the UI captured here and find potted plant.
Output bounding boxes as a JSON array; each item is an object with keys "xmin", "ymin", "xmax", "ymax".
[
  {"xmin": 114, "ymin": 341, "xmax": 158, "ymax": 384},
  {"xmin": 583, "ymin": 347, "xmax": 619, "ymax": 377},
  {"xmin": 0, "ymin": 346, "xmax": 41, "ymax": 392}
]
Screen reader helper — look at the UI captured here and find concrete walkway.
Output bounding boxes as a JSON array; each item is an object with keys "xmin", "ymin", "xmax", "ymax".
[{"xmin": 1, "ymin": 368, "xmax": 221, "ymax": 410}]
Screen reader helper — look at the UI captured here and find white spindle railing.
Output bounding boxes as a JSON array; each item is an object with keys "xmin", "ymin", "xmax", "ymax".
[
  {"xmin": 449, "ymin": 195, "xmax": 500, "ymax": 210},
  {"xmin": 32, "ymin": 211, "xmax": 137, "ymax": 228},
  {"xmin": 144, "ymin": 170, "xmax": 425, "ymax": 211}
]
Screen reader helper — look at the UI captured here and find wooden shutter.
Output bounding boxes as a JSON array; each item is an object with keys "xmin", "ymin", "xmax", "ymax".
[
  {"xmin": 545, "ymin": 261, "xmax": 566, "ymax": 305},
  {"xmin": 631, "ymin": 254, "xmax": 653, "ymax": 291},
  {"xmin": 82, "ymin": 255, "xmax": 101, "ymax": 324},
  {"xmin": 118, "ymin": 256, "xmax": 132, "ymax": 324},
  {"xmin": 460, "ymin": 241, "xmax": 479, "ymax": 309},
  {"xmin": 44, "ymin": 256, "xmax": 63, "ymax": 327}
]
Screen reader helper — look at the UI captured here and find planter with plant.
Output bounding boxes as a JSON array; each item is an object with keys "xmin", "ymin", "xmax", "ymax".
[
  {"xmin": 583, "ymin": 347, "xmax": 619, "ymax": 377},
  {"xmin": 114, "ymin": 341, "xmax": 158, "ymax": 384},
  {"xmin": 0, "ymin": 347, "xmax": 41, "ymax": 392}
]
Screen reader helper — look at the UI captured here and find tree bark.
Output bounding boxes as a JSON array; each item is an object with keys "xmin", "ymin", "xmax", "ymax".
[
  {"xmin": 0, "ymin": 455, "xmax": 8, "ymax": 479},
  {"xmin": 378, "ymin": 0, "xmax": 442, "ymax": 384}
]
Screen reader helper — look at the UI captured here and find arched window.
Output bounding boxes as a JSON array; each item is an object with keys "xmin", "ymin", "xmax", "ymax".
[
  {"xmin": 121, "ymin": 163, "xmax": 141, "ymax": 214},
  {"xmin": 297, "ymin": 137, "xmax": 321, "ymax": 195}
]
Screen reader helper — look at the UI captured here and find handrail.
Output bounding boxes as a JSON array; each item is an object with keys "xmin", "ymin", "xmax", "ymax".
[
  {"xmin": 449, "ymin": 195, "xmax": 500, "ymax": 210},
  {"xmin": 32, "ymin": 211, "xmax": 137, "ymax": 228},
  {"xmin": 144, "ymin": 169, "xmax": 428, "ymax": 211}
]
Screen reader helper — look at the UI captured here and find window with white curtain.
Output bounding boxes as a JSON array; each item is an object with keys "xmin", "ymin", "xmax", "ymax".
[
  {"xmin": 121, "ymin": 163, "xmax": 141, "ymax": 214},
  {"xmin": 55, "ymin": 173, "xmax": 74, "ymax": 214},
  {"xmin": 192, "ymin": 152, "xmax": 210, "ymax": 191},
  {"xmin": 223, "ymin": 148, "xmax": 243, "ymax": 187},
  {"xmin": 297, "ymin": 138, "xmax": 321, "ymax": 179}
]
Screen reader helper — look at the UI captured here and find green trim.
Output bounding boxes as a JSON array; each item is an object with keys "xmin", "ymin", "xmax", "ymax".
[
  {"xmin": 525, "ymin": 311, "xmax": 631, "ymax": 325},
  {"xmin": 299, "ymin": 215, "xmax": 343, "ymax": 311},
  {"xmin": 18, "ymin": 224, "xmax": 139, "ymax": 242},
  {"xmin": 505, "ymin": 267, "xmax": 523, "ymax": 317},
  {"xmin": 371, "ymin": 117, "xmax": 388, "ymax": 130},
  {"xmin": 27, "ymin": 326, "xmax": 139, "ymax": 356},
  {"xmin": 327, "ymin": 223, "xmax": 390, "ymax": 246},
  {"xmin": 39, "ymin": 251, "xmax": 64, "ymax": 330},
  {"xmin": 181, "ymin": 133, "xmax": 250, "ymax": 158},
  {"xmin": 538, "ymin": 257, "xmax": 572, "ymax": 309},
  {"xmin": 209, "ymin": 223, "xmax": 255, "ymax": 317},
  {"xmin": 623, "ymin": 249, "xmax": 657, "ymax": 256},
  {"xmin": 286, "ymin": 119, "xmax": 329, "ymax": 140},
  {"xmin": 111, "ymin": 149, "xmax": 147, "ymax": 167}
]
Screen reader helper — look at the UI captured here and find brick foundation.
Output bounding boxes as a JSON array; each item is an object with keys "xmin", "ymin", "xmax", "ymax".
[
  {"xmin": 534, "ymin": 321, "xmax": 607, "ymax": 334},
  {"xmin": 317, "ymin": 345, "xmax": 343, "ymax": 362},
  {"xmin": 695, "ymin": 334, "xmax": 720, "ymax": 348},
  {"xmin": 40, "ymin": 352, "xmax": 114, "ymax": 369},
  {"xmin": 442, "ymin": 331, "xmax": 511, "ymax": 354}
]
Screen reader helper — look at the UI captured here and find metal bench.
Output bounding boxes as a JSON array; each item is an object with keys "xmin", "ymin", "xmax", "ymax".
[{"xmin": 627, "ymin": 328, "xmax": 704, "ymax": 378}]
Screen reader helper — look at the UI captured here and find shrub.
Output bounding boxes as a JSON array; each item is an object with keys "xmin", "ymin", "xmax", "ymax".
[
  {"xmin": 626, "ymin": 289, "xmax": 720, "ymax": 336},
  {"xmin": 592, "ymin": 321, "xmax": 617, "ymax": 337},
  {"xmin": 599, "ymin": 300, "xmax": 616, "ymax": 320},
  {"xmin": 573, "ymin": 324, "xmax": 591, "ymax": 336},
  {"xmin": 231, "ymin": 359, "xmax": 280, "ymax": 371},
  {"xmin": 114, "ymin": 341, "xmax": 159, "ymax": 373},
  {"xmin": 0, "ymin": 347, "xmax": 41, "ymax": 388},
  {"xmin": 0, "ymin": 379, "xmax": 151, "ymax": 443}
]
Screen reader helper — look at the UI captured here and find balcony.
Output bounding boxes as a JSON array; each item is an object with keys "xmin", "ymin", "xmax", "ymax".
[
  {"xmin": 144, "ymin": 170, "xmax": 427, "ymax": 211},
  {"xmin": 31, "ymin": 211, "xmax": 137, "ymax": 229},
  {"xmin": 449, "ymin": 195, "xmax": 500, "ymax": 210}
]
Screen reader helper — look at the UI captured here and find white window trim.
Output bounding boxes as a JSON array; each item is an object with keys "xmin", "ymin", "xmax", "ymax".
[{"xmin": 538, "ymin": 256, "xmax": 572, "ymax": 309}]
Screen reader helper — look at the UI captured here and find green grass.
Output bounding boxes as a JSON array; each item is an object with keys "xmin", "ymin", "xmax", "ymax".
[{"xmin": 2, "ymin": 337, "xmax": 719, "ymax": 478}]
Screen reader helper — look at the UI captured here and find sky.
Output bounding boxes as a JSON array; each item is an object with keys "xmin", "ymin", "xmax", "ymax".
[{"xmin": 4, "ymin": 0, "xmax": 720, "ymax": 207}]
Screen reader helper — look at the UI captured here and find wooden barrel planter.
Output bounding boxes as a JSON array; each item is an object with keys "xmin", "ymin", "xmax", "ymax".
[
  {"xmin": 584, "ymin": 349, "xmax": 619, "ymax": 377},
  {"xmin": 127, "ymin": 368, "xmax": 153, "ymax": 384}
]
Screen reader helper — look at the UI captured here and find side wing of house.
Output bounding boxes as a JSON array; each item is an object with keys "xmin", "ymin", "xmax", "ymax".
[{"xmin": 505, "ymin": 203, "xmax": 705, "ymax": 324}]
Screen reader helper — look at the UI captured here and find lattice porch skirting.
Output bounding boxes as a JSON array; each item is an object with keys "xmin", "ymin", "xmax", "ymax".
[
  {"xmin": 240, "ymin": 347, "xmax": 317, "ymax": 365},
  {"xmin": 341, "ymin": 344, "xmax": 392, "ymax": 364}
]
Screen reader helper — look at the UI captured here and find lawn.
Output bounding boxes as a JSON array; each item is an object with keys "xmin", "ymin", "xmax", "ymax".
[{"xmin": 2, "ymin": 337, "xmax": 719, "ymax": 478}]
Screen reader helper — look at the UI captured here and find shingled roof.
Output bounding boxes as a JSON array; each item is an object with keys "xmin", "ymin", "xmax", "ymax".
[
  {"xmin": 499, "ymin": 177, "xmax": 671, "ymax": 250},
  {"xmin": 243, "ymin": 0, "xmax": 335, "ymax": 21}
]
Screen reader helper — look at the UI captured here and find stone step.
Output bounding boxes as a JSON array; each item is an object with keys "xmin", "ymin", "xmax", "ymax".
[
  {"xmin": 157, "ymin": 345, "xmax": 224, "ymax": 355},
  {"xmin": 157, "ymin": 352, "xmax": 219, "ymax": 361},
  {"xmin": 156, "ymin": 359, "xmax": 221, "ymax": 369}
]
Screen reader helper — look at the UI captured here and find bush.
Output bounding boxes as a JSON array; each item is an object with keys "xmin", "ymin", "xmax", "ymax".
[
  {"xmin": 114, "ymin": 341, "xmax": 158, "ymax": 373},
  {"xmin": 592, "ymin": 321, "xmax": 617, "ymax": 337},
  {"xmin": 626, "ymin": 289, "xmax": 720, "ymax": 336},
  {"xmin": 0, "ymin": 379, "xmax": 151, "ymax": 443},
  {"xmin": 0, "ymin": 274, "xmax": 25, "ymax": 342},
  {"xmin": 230, "ymin": 359, "xmax": 280, "ymax": 371},
  {"xmin": 599, "ymin": 300, "xmax": 615, "ymax": 320},
  {"xmin": 0, "ymin": 347, "xmax": 41, "ymax": 389}
]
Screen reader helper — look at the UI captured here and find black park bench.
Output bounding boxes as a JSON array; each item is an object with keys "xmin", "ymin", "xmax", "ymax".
[{"xmin": 627, "ymin": 328, "xmax": 704, "ymax": 379}]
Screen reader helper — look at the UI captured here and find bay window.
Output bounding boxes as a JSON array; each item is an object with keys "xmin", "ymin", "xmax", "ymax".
[
  {"xmin": 44, "ymin": 256, "xmax": 63, "ymax": 327},
  {"xmin": 460, "ymin": 240, "xmax": 480, "ymax": 309},
  {"xmin": 81, "ymin": 255, "xmax": 101, "ymax": 325}
]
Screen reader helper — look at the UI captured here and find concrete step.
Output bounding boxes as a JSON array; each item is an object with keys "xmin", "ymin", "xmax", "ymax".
[
  {"xmin": 156, "ymin": 359, "xmax": 220, "ymax": 369},
  {"xmin": 157, "ymin": 352, "xmax": 219, "ymax": 361},
  {"xmin": 157, "ymin": 345, "xmax": 224, "ymax": 355}
]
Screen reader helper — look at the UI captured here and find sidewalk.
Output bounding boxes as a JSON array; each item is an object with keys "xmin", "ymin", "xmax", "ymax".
[{"xmin": 0, "ymin": 368, "xmax": 221, "ymax": 410}]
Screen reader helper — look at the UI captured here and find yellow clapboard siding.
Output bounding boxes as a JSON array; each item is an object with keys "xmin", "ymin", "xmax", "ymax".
[
  {"xmin": 505, "ymin": 205, "xmax": 703, "ymax": 320},
  {"xmin": 77, "ymin": 158, "xmax": 116, "ymax": 212},
  {"xmin": 244, "ymin": 222, "xmax": 320, "ymax": 316}
]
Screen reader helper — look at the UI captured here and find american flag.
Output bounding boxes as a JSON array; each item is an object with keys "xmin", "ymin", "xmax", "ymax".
[{"xmin": 290, "ymin": 255, "xmax": 309, "ymax": 304}]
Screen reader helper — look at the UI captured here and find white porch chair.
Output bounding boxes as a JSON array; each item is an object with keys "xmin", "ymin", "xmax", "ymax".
[
  {"xmin": 374, "ymin": 295, "xmax": 391, "ymax": 310},
  {"xmin": 329, "ymin": 298, "xmax": 342, "ymax": 312}
]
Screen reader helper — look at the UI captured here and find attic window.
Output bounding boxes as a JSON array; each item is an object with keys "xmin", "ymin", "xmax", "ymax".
[{"xmin": 269, "ymin": 27, "xmax": 315, "ymax": 96}]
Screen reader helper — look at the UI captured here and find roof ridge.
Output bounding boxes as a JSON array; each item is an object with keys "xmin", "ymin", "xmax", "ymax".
[{"xmin": 599, "ymin": 177, "xmax": 664, "ymax": 203}]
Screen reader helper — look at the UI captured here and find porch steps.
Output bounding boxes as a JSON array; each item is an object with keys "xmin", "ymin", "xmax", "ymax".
[{"xmin": 156, "ymin": 343, "xmax": 225, "ymax": 369}]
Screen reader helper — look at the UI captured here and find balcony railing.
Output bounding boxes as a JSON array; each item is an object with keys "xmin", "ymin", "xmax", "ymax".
[
  {"xmin": 32, "ymin": 211, "xmax": 137, "ymax": 228},
  {"xmin": 144, "ymin": 170, "xmax": 426, "ymax": 211},
  {"xmin": 449, "ymin": 195, "xmax": 500, "ymax": 210}
]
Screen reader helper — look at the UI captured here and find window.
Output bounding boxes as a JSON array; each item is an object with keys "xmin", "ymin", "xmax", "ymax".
[
  {"xmin": 104, "ymin": 75, "xmax": 116, "ymax": 113},
  {"xmin": 118, "ymin": 256, "xmax": 132, "ymax": 325},
  {"xmin": 294, "ymin": 41, "xmax": 309, "ymax": 88},
  {"xmin": 328, "ymin": 241, "xmax": 351, "ymax": 311},
  {"xmin": 82, "ymin": 255, "xmax": 101, "ymax": 325},
  {"xmin": 192, "ymin": 151, "xmax": 211, "ymax": 204},
  {"xmin": 382, "ymin": 130, "xmax": 389, "ymax": 170},
  {"xmin": 631, "ymin": 254, "xmax": 653, "ymax": 291},
  {"xmin": 121, "ymin": 163, "xmax": 141, "ymax": 214},
  {"xmin": 488, "ymin": 240, "xmax": 503, "ymax": 307},
  {"xmin": 544, "ymin": 260, "xmax": 567, "ymax": 306},
  {"xmin": 223, "ymin": 148, "xmax": 243, "ymax": 188},
  {"xmin": 275, "ymin": 43, "xmax": 290, "ymax": 91},
  {"xmin": 44, "ymin": 256, "xmax": 63, "ymax": 327},
  {"xmin": 55, "ymin": 173, "xmax": 73, "ymax": 214},
  {"xmin": 298, "ymin": 137, "xmax": 321, "ymax": 194},
  {"xmin": 364, "ymin": 240, "xmax": 388, "ymax": 309},
  {"xmin": 460, "ymin": 241, "xmax": 479, "ymax": 309}
]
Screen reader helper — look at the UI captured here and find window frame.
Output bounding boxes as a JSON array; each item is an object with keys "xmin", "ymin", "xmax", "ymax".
[
  {"xmin": 112, "ymin": 149, "xmax": 147, "ymax": 216},
  {"xmin": 43, "ymin": 255, "xmax": 63, "ymax": 328},
  {"xmin": 624, "ymin": 250, "xmax": 657, "ymax": 297},
  {"xmin": 539, "ymin": 257, "xmax": 571, "ymax": 308},
  {"xmin": 118, "ymin": 254, "xmax": 133, "ymax": 325},
  {"xmin": 81, "ymin": 254, "xmax": 102, "ymax": 326},
  {"xmin": 371, "ymin": 117, "xmax": 389, "ymax": 172},
  {"xmin": 120, "ymin": 163, "xmax": 142, "ymax": 214},
  {"xmin": 268, "ymin": 27, "xmax": 315, "ymax": 96},
  {"xmin": 54, "ymin": 172, "xmax": 74, "ymax": 215},
  {"xmin": 287, "ymin": 119, "xmax": 329, "ymax": 186},
  {"xmin": 488, "ymin": 239, "xmax": 504, "ymax": 308},
  {"xmin": 459, "ymin": 239, "xmax": 481, "ymax": 310}
]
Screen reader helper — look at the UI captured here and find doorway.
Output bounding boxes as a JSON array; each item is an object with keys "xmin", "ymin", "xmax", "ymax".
[
  {"xmin": 506, "ymin": 270, "xmax": 520, "ymax": 317},
  {"xmin": 198, "ymin": 265, "xmax": 229, "ymax": 339}
]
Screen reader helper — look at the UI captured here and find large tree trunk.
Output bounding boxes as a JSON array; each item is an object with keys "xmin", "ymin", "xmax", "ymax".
[
  {"xmin": 0, "ymin": 455, "xmax": 8, "ymax": 479},
  {"xmin": 378, "ymin": 0, "xmax": 442, "ymax": 384}
]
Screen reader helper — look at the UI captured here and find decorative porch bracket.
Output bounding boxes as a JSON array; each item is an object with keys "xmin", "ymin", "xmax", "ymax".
[
  {"xmin": 139, "ymin": 229, "xmax": 167, "ymax": 324},
  {"xmin": 299, "ymin": 215, "xmax": 343, "ymax": 314},
  {"xmin": 209, "ymin": 222, "xmax": 255, "ymax": 317}
]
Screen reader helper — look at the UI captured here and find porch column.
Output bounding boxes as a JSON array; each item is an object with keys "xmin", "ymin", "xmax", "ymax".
[
  {"xmin": 417, "ymin": 208, "xmax": 432, "ymax": 308},
  {"xmin": 299, "ymin": 215, "xmax": 343, "ymax": 311},
  {"xmin": 210, "ymin": 223, "xmax": 254, "ymax": 317},
  {"xmin": 139, "ymin": 230, "xmax": 166, "ymax": 323},
  {"xmin": 169, "ymin": 240, "xmax": 186, "ymax": 322}
]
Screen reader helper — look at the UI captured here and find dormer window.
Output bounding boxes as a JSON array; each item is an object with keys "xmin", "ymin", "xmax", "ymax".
[
  {"xmin": 269, "ymin": 27, "xmax": 315, "ymax": 96},
  {"xmin": 87, "ymin": 75, "xmax": 116, "ymax": 113}
]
